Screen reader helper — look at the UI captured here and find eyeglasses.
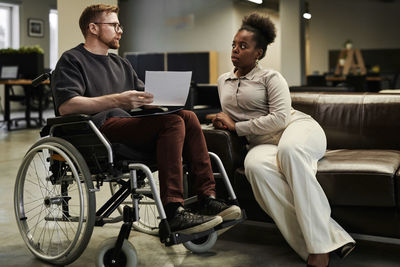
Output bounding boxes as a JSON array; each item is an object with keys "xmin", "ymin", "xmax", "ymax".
[{"xmin": 93, "ymin": 22, "xmax": 123, "ymax": 32}]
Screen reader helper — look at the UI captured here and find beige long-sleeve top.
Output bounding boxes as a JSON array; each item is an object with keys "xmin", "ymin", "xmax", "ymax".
[{"xmin": 218, "ymin": 65, "xmax": 310, "ymax": 146}]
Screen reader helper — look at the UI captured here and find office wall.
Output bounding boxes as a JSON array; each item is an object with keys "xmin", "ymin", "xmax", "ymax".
[
  {"xmin": 119, "ymin": 0, "xmax": 281, "ymax": 80},
  {"xmin": 1, "ymin": 0, "xmax": 56, "ymax": 68},
  {"xmin": 19, "ymin": 0, "xmax": 56, "ymax": 69},
  {"xmin": 0, "ymin": 0, "xmax": 56, "ymax": 112},
  {"xmin": 57, "ymin": 0, "xmax": 117, "ymax": 56},
  {"xmin": 308, "ymin": 0, "xmax": 400, "ymax": 74}
]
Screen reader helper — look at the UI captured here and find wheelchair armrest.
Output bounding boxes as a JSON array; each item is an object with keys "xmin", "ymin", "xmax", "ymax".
[
  {"xmin": 41, "ymin": 113, "xmax": 115, "ymax": 168},
  {"xmin": 41, "ymin": 114, "xmax": 93, "ymax": 137},
  {"xmin": 46, "ymin": 114, "xmax": 92, "ymax": 126}
]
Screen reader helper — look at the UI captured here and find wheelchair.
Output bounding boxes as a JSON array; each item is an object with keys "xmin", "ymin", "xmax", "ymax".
[{"xmin": 14, "ymin": 73, "xmax": 246, "ymax": 266}]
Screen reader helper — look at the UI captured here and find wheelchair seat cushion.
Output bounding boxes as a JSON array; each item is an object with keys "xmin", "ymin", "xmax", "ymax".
[
  {"xmin": 112, "ymin": 143, "xmax": 156, "ymax": 163},
  {"xmin": 112, "ymin": 143, "xmax": 157, "ymax": 173}
]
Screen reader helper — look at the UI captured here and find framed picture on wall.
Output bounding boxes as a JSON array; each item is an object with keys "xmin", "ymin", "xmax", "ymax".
[{"xmin": 28, "ymin": 19, "xmax": 44, "ymax": 37}]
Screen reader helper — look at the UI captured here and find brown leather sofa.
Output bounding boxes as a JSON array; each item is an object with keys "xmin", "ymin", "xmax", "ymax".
[{"xmin": 203, "ymin": 92, "xmax": 400, "ymax": 239}]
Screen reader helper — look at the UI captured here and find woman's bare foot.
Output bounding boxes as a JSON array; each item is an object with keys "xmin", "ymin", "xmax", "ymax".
[{"xmin": 307, "ymin": 253, "xmax": 329, "ymax": 267}]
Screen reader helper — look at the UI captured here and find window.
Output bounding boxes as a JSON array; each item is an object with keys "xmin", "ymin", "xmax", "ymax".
[
  {"xmin": 49, "ymin": 9, "xmax": 58, "ymax": 70},
  {"xmin": 0, "ymin": 5, "xmax": 11, "ymax": 48},
  {"xmin": 0, "ymin": 3, "xmax": 19, "ymax": 49}
]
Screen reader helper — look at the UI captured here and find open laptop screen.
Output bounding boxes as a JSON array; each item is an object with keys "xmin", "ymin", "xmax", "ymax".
[{"xmin": 1, "ymin": 65, "xmax": 19, "ymax": 80}]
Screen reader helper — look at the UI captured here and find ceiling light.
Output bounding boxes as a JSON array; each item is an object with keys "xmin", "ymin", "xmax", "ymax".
[
  {"xmin": 303, "ymin": 2, "xmax": 311, "ymax": 19},
  {"xmin": 247, "ymin": 0, "xmax": 263, "ymax": 4},
  {"xmin": 303, "ymin": 12, "xmax": 312, "ymax": 19}
]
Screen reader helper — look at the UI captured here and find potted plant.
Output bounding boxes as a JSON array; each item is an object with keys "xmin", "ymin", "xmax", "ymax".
[{"xmin": 0, "ymin": 45, "xmax": 44, "ymax": 79}]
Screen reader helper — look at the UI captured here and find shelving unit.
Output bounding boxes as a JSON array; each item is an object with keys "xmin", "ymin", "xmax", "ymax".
[{"xmin": 334, "ymin": 48, "xmax": 366, "ymax": 76}]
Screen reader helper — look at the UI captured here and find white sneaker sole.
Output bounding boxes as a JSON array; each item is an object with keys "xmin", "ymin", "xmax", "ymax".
[
  {"xmin": 218, "ymin": 205, "xmax": 242, "ymax": 221},
  {"xmin": 216, "ymin": 205, "xmax": 242, "ymax": 236}
]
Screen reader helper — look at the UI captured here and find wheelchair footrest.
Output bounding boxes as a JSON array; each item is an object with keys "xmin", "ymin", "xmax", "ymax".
[
  {"xmin": 163, "ymin": 228, "xmax": 215, "ymax": 247},
  {"xmin": 159, "ymin": 209, "xmax": 246, "ymax": 246}
]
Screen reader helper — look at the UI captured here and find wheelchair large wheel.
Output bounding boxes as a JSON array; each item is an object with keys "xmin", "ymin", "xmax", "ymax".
[
  {"xmin": 110, "ymin": 174, "xmax": 160, "ymax": 235},
  {"xmin": 14, "ymin": 137, "xmax": 96, "ymax": 265},
  {"xmin": 96, "ymin": 237, "xmax": 138, "ymax": 267}
]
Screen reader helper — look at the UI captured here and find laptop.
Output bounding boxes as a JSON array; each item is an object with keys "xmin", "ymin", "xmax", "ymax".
[{"xmin": 0, "ymin": 65, "xmax": 19, "ymax": 80}]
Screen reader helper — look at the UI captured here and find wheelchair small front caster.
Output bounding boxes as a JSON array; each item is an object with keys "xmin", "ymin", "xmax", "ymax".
[
  {"xmin": 183, "ymin": 231, "xmax": 218, "ymax": 253},
  {"xmin": 96, "ymin": 237, "xmax": 138, "ymax": 267}
]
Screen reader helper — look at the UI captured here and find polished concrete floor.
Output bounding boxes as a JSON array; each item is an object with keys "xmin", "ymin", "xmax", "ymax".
[{"xmin": 1, "ymin": 122, "xmax": 400, "ymax": 266}]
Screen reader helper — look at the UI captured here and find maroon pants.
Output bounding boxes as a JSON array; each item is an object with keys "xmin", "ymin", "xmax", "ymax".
[{"xmin": 100, "ymin": 110, "xmax": 216, "ymax": 205}]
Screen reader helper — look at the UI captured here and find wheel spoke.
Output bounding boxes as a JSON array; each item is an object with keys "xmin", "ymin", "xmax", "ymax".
[
  {"xmin": 24, "ymin": 201, "xmax": 45, "ymax": 216},
  {"xmin": 26, "ymin": 204, "xmax": 45, "ymax": 240}
]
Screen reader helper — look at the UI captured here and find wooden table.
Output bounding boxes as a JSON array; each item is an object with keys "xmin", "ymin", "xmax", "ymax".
[
  {"xmin": 325, "ymin": 76, "xmax": 381, "ymax": 82},
  {"xmin": 325, "ymin": 76, "xmax": 381, "ymax": 92},
  {"xmin": 0, "ymin": 79, "xmax": 50, "ymax": 130}
]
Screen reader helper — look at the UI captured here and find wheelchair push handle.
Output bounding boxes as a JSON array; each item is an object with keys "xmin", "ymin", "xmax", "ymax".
[{"xmin": 32, "ymin": 73, "xmax": 51, "ymax": 87}]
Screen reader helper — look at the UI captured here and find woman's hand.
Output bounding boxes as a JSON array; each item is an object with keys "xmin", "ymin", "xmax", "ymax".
[{"xmin": 212, "ymin": 112, "xmax": 236, "ymax": 131}]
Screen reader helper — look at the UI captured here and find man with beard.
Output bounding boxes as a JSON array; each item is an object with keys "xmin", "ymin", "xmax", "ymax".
[{"xmin": 51, "ymin": 4, "xmax": 241, "ymax": 236}]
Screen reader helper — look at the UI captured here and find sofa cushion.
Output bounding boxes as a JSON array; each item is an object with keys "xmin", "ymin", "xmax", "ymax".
[
  {"xmin": 233, "ymin": 149, "xmax": 400, "ymax": 208},
  {"xmin": 291, "ymin": 93, "xmax": 400, "ymax": 150},
  {"xmin": 397, "ymin": 168, "xmax": 400, "ymax": 207},
  {"xmin": 361, "ymin": 95, "xmax": 400, "ymax": 149},
  {"xmin": 317, "ymin": 149, "xmax": 400, "ymax": 207}
]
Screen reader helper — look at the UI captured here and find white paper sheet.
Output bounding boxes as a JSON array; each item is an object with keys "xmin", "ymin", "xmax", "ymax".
[{"xmin": 145, "ymin": 71, "xmax": 192, "ymax": 106}]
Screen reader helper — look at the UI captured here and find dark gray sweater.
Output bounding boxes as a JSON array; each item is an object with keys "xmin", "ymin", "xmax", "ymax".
[{"xmin": 51, "ymin": 43, "xmax": 144, "ymax": 127}]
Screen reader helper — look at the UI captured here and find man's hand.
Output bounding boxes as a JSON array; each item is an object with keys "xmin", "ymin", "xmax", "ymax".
[
  {"xmin": 118, "ymin": 90, "xmax": 154, "ymax": 109},
  {"xmin": 212, "ymin": 112, "xmax": 236, "ymax": 131},
  {"xmin": 59, "ymin": 90, "xmax": 154, "ymax": 116}
]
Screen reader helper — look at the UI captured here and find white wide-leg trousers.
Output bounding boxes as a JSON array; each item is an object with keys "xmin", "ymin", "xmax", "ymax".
[{"xmin": 244, "ymin": 117, "xmax": 354, "ymax": 260}]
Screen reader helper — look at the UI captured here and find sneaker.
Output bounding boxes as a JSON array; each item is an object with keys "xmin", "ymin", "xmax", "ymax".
[
  {"xmin": 168, "ymin": 206, "xmax": 222, "ymax": 235},
  {"xmin": 198, "ymin": 196, "xmax": 241, "ymax": 221}
]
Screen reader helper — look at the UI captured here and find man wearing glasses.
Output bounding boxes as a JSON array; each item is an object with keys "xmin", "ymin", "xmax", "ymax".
[{"xmin": 51, "ymin": 4, "xmax": 241, "ymax": 235}]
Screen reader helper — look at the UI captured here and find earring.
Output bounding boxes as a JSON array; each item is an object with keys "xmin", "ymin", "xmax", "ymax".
[{"xmin": 255, "ymin": 59, "xmax": 259, "ymax": 65}]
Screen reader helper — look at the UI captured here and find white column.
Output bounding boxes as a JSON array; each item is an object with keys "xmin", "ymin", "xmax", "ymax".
[{"xmin": 280, "ymin": 0, "xmax": 305, "ymax": 86}]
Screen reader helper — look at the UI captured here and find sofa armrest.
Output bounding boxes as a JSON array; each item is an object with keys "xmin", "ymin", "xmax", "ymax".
[{"xmin": 203, "ymin": 128, "xmax": 247, "ymax": 179}]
